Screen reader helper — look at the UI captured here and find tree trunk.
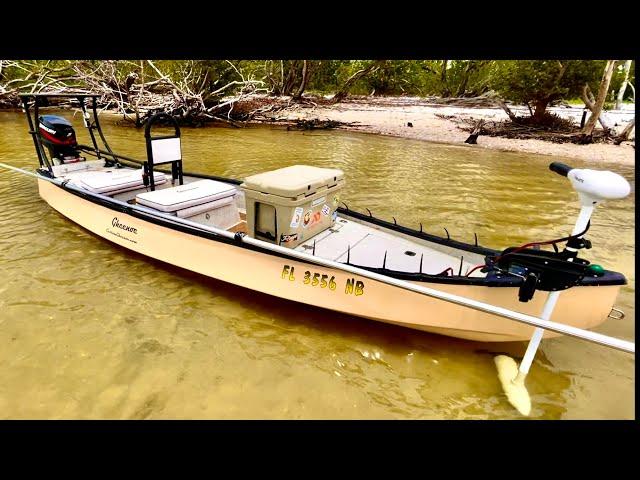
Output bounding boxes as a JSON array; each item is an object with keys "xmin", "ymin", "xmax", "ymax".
[
  {"xmin": 455, "ymin": 61, "xmax": 475, "ymax": 97},
  {"xmin": 440, "ymin": 60, "xmax": 450, "ymax": 97},
  {"xmin": 581, "ymin": 83, "xmax": 609, "ymax": 130},
  {"xmin": 582, "ymin": 60, "xmax": 617, "ymax": 140},
  {"xmin": 331, "ymin": 61, "xmax": 383, "ymax": 104},
  {"xmin": 293, "ymin": 60, "xmax": 309, "ymax": 100},
  {"xmin": 583, "ymin": 83, "xmax": 596, "ymax": 104},
  {"xmin": 615, "ymin": 60, "xmax": 632, "ymax": 110},
  {"xmin": 529, "ymin": 61, "xmax": 566, "ymax": 123},
  {"xmin": 281, "ymin": 61, "xmax": 299, "ymax": 96},
  {"xmin": 532, "ymin": 98, "xmax": 550, "ymax": 121},
  {"xmin": 525, "ymin": 101, "xmax": 533, "ymax": 116}
]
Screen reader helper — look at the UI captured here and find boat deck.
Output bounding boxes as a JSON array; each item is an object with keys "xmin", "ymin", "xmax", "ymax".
[
  {"xmin": 295, "ymin": 216, "xmax": 484, "ymax": 277},
  {"xmin": 52, "ymin": 162, "xmax": 485, "ymax": 278}
]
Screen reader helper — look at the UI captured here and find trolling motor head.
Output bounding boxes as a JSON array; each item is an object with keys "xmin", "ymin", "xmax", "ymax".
[{"xmin": 549, "ymin": 162, "xmax": 631, "ymax": 206}]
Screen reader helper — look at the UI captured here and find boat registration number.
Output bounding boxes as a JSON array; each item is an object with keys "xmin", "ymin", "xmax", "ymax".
[{"xmin": 280, "ymin": 265, "xmax": 364, "ymax": 296}]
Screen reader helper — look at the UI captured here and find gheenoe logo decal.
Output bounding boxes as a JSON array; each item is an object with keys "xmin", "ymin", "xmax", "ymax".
[
  {"xmin": 112, "ymin": 217, "xmax": 138, "ymax": 234},
  {"xmin": 107, "ymin": 217, "xmax": 138, "ymax": 244}
]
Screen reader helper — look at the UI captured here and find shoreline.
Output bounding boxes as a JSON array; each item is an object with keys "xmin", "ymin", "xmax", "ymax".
[
  {"xmin": 6, "ymin": 95, "xmax": 634, "ymax": 165},
  {"xmin": 257, "ymin": 97, "xmax": 635, "ymax": 165}
]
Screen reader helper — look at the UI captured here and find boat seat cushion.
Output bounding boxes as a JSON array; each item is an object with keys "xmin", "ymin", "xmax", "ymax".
[
  {"xmin": 135, "ymin": 179, "xmax": 237, "ymax": 213},
  {"xmin": 77, "ymin": 169, "xmax": 167, "ymax": 195}
]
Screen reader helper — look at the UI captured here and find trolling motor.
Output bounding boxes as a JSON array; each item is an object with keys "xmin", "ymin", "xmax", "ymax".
[
  {"xmin": 38, "ymin": 115, "xmax": 84, "ymax": 165},
  {"xmin": 485, "ymin": 162, "xmax": 631, "ymax": 303},
  {"xmin": 495, "ymin": 162, "xmax": 631, "ymax": 416}
]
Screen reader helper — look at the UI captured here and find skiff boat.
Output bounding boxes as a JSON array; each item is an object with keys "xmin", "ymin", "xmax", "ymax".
[{"xmin": 3, "ymin": 93, "xmax": 632, "ymax": 348}]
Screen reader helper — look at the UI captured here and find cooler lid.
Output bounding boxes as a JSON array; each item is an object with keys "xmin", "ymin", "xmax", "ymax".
[{"xmin": 241, "ymin": 165, "xmax": 344, "ymax": 198}]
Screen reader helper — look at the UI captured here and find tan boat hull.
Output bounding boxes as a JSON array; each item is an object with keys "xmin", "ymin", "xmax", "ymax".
[{"xmin": 38, "ymin": 180, "xmax": 621, "ymax": 342}]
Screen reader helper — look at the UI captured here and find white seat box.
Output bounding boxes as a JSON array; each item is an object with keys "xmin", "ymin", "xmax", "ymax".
[
  {"xmin": 78, "ymin": 169, "xmax": 166, "ymax": 195},
  {"xmin": 135, "ymin": 179, "xmax": 237, "ymax": 212}
]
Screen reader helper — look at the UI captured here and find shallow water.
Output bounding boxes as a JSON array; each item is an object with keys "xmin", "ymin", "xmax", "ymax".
[{"xmin": 0, "ymin": 110, "xmax": 634, "ymax": 419}]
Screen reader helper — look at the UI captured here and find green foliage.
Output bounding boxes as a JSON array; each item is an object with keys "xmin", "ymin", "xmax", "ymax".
[
  {"xmin": 306, "ymin": 60, "xmax": 344, "ymax": 92},
  {"xmin": 2, "ymin": 59, "xmax": 633, "ymax": 108},
  {"xmin": 354, "ymin": 61, "xmax": 434, "ymax": 96},
  {"xmin": 441, "ymin": 60, "xmax": 494, "ymax": 97},
  {"xmin": 490, "ymin": 60, "xmax": 605, "ymax": 110}
]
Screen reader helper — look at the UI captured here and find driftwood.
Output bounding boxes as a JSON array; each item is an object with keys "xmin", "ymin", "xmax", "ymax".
[
  {"xmin": 464, "ymin": 119, "xmax": 484, "ymax": 144},
  {"xmin": 614, "ymin": 118, "xmax": 635, "ymax": 145},
  {"xmin": 0, "ymin": 60, "xmax": 270, "ymax": 126},
  {"xmin": 455, "ymin": 116, "xmax": 620, "ymax": 144},
  {"xmin": 286, "ymin": 118, "xmax": 360, "ymax": 131}
]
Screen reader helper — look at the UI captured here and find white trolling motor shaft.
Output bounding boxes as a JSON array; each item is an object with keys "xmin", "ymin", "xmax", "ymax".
[{"xmin": 496, "ymin": 162, "xmax": 632, "ymax": 416}]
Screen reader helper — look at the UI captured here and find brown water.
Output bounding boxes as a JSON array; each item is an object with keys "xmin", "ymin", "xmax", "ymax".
[{"xmin": 0, "ymin": 110, "xmax": 634, "ymax": 419}]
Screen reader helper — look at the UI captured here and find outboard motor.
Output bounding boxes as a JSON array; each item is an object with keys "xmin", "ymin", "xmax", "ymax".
[{"xmin": 38, "ymin": 115, "xmax": 82, "ymax": 164}]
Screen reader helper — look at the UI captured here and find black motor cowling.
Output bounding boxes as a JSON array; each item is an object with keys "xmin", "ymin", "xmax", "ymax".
[{"xmin": 38, "ymin": 115, "xmax": 81, "ymax": 164}]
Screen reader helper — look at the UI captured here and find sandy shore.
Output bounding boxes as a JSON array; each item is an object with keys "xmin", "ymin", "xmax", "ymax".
[{"xmin": 269, "ymin": 97, "xmax": 635, "ymax": 165}]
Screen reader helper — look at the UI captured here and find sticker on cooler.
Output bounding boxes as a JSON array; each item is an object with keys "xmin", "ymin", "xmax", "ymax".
[
  {"xmin": 290, "ymin": 206, "xmax": 303, "ymax": 228},
  {"xmin": 280, "ymin": 233, "xmax": 298, "ymax": 244},
  {"xmin": 321, "ymin": 204, "xmax": 330, "ymax": 216},
  {"xmin": 303, "ymin": 210, "xmax": 322, "ymax": 229}
]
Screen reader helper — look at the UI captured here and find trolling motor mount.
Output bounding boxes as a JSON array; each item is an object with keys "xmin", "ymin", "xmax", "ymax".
[
  {"xmin": 488, "ymin": 247, "xmax": 592, "ymax": 302},
  {"xmin": 494, "ymin": 163, "xmax": 632, "ymax": 302}
]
